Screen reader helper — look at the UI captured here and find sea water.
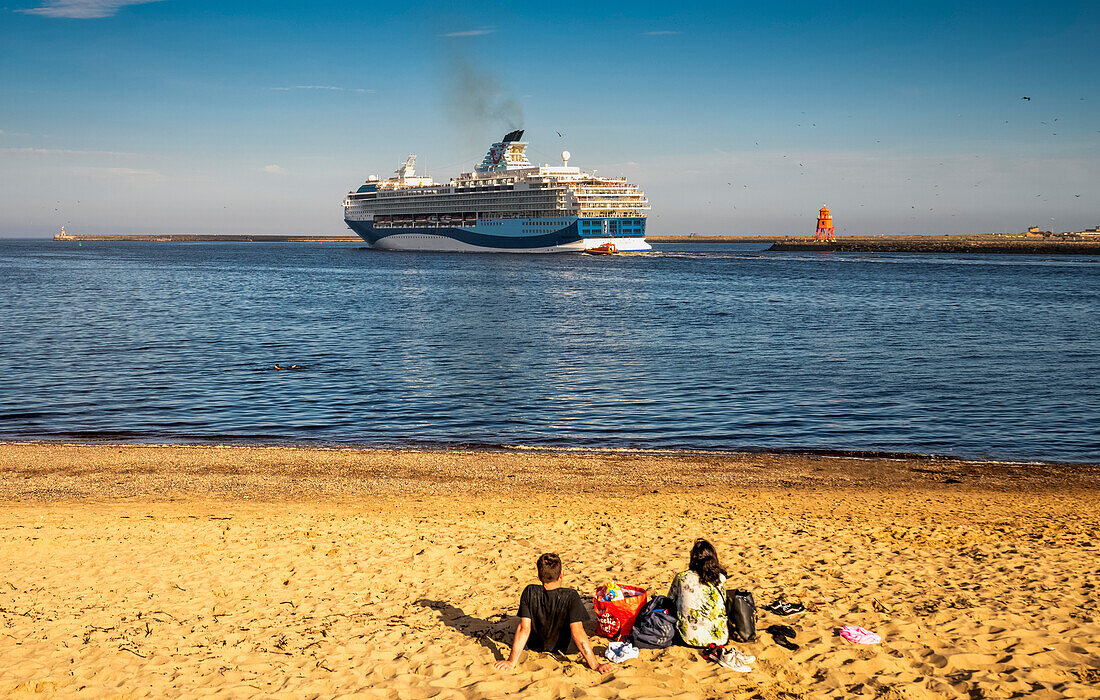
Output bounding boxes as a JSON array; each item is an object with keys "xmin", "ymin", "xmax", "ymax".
[{"xmin": 1, "ymin": 240, "xmax": 1097, "ymax": 462}]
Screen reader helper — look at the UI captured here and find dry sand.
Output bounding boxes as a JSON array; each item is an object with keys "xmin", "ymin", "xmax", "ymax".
[{"xmin": 2, "ymin": 442, "xmax": 1098, "ymax": 699}]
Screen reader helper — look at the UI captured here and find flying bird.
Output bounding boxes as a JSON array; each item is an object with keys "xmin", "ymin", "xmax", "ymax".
[
  {"xmin": 1021, "ymin": 96, "xmax": 1031, "ymax": 101},
  {"xmin": 555, "ymin": 131, "xmax": 564, "ymax": 137}
]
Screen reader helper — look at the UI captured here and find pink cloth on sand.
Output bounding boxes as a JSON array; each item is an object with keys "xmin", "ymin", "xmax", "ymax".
[{"xmin": 839, "ymin": 625, "xmax": 881, "ymax": 644}]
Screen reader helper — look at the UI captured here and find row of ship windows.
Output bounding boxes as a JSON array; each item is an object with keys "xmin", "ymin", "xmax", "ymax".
[
  {"xmin": 359, "ymin": 190, "xmax": 640, "ymax": 199},
  {"xmin": 524, "ymin": 222, "xmax": 567, "ymax": 229},
  {"xmin": 487, "ymin": 220, "xmax": 574, "ymax": 226},
  {"xmin": 351, "ymin": 188, "xmax": 641, "ymax": 201},
  {"xmin": 354, "ymin": 193, "xmax": 634, "ymax": 200},
  {"xmin": 353, "ymin": 205, "xmax": 642, "ymax": 215},
  {"xmin": 580, "ymin": 218, "xmax": 645, "ymax": 231},
  {"xmin": 356, "ymin": 194, "xmax": 559, "ymax": 202},
  {"xmin": 353, "ymin": 201, "xmax": 560, "ymax": 210},
  {"xmin": 368, "ymin": 217, "xmax": 644, "ymax": 226},
  {"xmin": 367, "ymin": 212, "xmax": 645, "ymax": 220},
  {"xmin": 380, "ymin": 215, "xmax": 574, "ymax": 222},
  {"xmin": 374, "ymin": 218, "xmax": 628, "ymax": 226},
  {"xmin": 361, "ymin": 209, "xmax": 575, "ymax": 217}
]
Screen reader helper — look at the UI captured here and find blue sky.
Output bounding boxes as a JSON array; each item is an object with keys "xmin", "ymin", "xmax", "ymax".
[{"xmin": 1, "ymin": 0, "xmax": 1097, "ymax": 236}]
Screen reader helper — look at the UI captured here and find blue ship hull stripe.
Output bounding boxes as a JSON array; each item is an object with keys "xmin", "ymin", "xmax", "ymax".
[{"xmin": 345, "ymin": 220, "xmax": 628, "ymax": 249}]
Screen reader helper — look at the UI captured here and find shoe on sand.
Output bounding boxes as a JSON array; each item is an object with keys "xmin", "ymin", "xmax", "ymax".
[
  {"xmin": 604, "ymin": 641, "xmax": 640, "ymax": 663},
  {"xmin": 764, "ymin": 600, "xmax": 805, "ymax": 615},
  {"xmin": 765, "ymin": 624, "xmax": 800, "ymax": 651},
  {"xmin": 717, "ymin": 651, "xmax": 752, "ymax": 672},
  {"xmin": 720, "ymin": 647, "xmax": 755, "ymax": 666}
]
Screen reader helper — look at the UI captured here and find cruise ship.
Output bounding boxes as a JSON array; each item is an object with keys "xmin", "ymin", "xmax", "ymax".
[{"xmin": 343, "ymin": 130, "xmax": 651, "ymax": 252}]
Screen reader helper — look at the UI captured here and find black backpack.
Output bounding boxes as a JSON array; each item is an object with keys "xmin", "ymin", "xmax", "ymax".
[
  {"xmin": 627, "ymin": 595, "xmax": 677, "ymax": 649},
  {"xmin": 727, "ymin": 589, "xmax": 757, "ymax": 642}
]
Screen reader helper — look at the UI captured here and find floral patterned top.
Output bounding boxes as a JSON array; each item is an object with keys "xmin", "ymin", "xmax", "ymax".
[{"xmin": 668, "ymin": 570, "xmax": 728, "ymax": 647}]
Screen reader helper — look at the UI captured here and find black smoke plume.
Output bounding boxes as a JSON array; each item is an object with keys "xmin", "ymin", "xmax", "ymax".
[{"xmin": 445, "ymin": 54, "xmax": 524, "ymax": 142}]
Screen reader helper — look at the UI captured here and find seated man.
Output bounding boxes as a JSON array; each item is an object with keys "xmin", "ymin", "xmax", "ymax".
[{"xmin": 495, "ymin": 553, "xmax": 613, "ymax": 673}]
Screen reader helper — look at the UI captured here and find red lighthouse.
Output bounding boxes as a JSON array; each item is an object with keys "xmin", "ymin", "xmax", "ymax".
[{"xmin": 814, "ymin": 205, "xmax": 835, "ymax": 242}]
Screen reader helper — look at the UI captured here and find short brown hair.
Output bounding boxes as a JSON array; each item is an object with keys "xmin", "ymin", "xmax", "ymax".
[{"xmin": 536, "ymin": 553, "xmax": 562, "ymax": 583}]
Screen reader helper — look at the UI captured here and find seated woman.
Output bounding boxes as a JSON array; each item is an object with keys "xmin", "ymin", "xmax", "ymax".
[{"xmin": 668, "ymin": 538, "xmax": 729, "ymax": 647}]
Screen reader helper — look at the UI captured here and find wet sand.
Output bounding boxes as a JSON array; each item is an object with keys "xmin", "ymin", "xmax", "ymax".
[{"xmin": 2, "ymin": 442, "xmax": 1098, "ymax": 698}]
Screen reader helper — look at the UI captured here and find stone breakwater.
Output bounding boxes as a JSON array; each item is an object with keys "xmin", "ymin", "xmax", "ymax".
[
  {"xmin": 768, "ymin": 235, "xmax": 1100, "ymax": 255},
  {"xmin": 53, "ymin": 234, "xmax": 360, "ymax": 242}
]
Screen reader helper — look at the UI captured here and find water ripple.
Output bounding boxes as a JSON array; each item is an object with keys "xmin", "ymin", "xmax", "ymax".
[{"xmin": 0, "ymin": 240, "xmax": 1097, "ymax": 462}]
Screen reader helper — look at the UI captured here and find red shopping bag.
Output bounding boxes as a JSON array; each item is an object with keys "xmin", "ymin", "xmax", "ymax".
[{"xmin": 593, "ymin": 584, "xmax": 648, "ymax": 641}]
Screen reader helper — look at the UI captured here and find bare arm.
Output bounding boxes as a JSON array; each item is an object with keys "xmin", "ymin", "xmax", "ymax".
[
  {"xmin": 570, "ymin": 621, "xmax": 614, "ymax": 673},
  {"xmin": 495, "ymin": 617, "xmax": 531, "ymax": 671}
]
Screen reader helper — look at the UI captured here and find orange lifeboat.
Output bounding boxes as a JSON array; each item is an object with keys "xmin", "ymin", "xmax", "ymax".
[{"xmin": 584, "ymin": 242, "xmax": 617, "ymax": 255}]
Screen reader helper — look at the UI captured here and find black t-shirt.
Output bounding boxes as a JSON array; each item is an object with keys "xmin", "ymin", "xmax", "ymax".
[{"xmin": 517, "ymin": 584, "xmax": 588, "ymax": 653}]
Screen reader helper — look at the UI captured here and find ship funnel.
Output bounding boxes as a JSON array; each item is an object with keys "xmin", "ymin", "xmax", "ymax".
[{"xmin": 475, "ymin": 133, "xmax": 532, "ymax": 173}]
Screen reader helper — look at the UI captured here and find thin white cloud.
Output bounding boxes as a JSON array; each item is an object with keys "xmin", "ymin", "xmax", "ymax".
[
  {"xmin": 99, "ymin": 167, "xmax": 163, "ymax": 178},
  {"xmin": 642, "ymin": 30, "xmax": 681, "ymax": 36},
  {"xmin": 264, "ymin": 164, "xmax": 285, "ymax": 174},
  {"xmin": 0, "ymin": 147, "xmax": 140, "ymax": 156},
  {"xmin": 271, "ymin": 85, "xmax": 372, "ymax": 93},
  {"xmin": 442, "ymin": 28, "xmax": 494, "ymax": 37},
  {"xmin": 17, "ymin": 0, "xmax": 165, "ymax": 19},
  {"xmin": 64, "ymin": 166, "xmax": 165, "ymax": 180}
]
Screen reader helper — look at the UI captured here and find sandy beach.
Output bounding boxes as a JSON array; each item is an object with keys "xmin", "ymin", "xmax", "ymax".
[{"xmin": 2, "ymin": 442, "xmax": 1098, "ymax": 698}]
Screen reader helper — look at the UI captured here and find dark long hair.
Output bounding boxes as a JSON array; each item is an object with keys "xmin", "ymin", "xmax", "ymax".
[{"xmin": 689, "ymin": 538, "xmax": 727, "ymax": 587}]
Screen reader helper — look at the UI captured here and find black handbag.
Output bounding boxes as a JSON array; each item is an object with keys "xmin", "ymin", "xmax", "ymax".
[{"xmin": 727, "ymin": 589, "xmax": 757, "ymax": 642}]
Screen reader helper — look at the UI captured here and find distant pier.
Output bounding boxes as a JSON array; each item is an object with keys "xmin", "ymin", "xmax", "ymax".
[
  {"xmin": 50, "ymin": 232, "xmax": 1100, "ymax": 254},
  {"xmin": 54, "ymin": 233, "xmax": 361, "ymax": 242},
  {"xmin": 767, "ymin": 234, "xmax": 1100, "ymax": 255},
  {"xmin": 646, "ymin": 235, "xmax": 786, "ymax": 243}
]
